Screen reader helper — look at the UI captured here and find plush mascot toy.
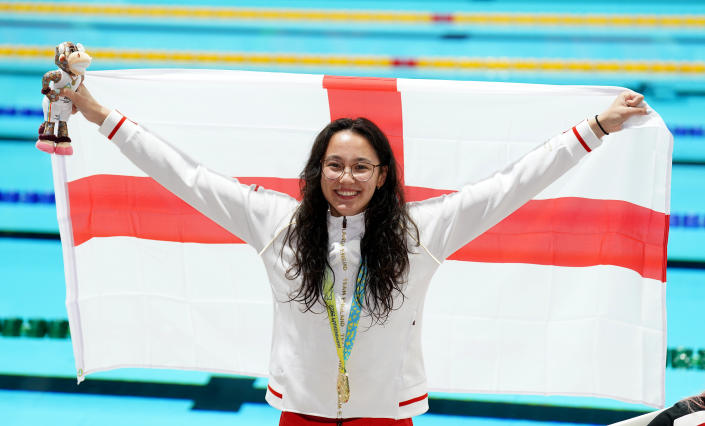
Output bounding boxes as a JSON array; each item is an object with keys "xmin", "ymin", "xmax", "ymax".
[{"xmin": 36, "ymin": 42, "xmax": 92, "ymax": 155}]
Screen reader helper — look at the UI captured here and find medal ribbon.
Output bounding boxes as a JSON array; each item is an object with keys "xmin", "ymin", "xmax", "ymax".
[{"xmin": 323, "ymin": 261, "xmax": 368, "ymax": 384}]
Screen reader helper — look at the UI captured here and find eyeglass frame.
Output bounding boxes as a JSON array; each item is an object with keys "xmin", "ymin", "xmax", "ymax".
[{"xmin": 320, "ymin": 159, "xmax": 385, "ymax": 182}]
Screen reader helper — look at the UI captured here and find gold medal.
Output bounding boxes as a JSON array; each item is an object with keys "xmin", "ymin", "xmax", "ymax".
[{"xmin": 337, "ymin": 370, "xmax": 350, "ymax": 403}]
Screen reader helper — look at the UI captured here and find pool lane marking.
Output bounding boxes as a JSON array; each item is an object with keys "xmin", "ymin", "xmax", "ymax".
[
  {"xmin": 1, "ymin": 2, "xmax": 704, "ymax": 27},
  {"xmin": 2, "ymin": 45, "xmax": 704, "ymax": 75}
]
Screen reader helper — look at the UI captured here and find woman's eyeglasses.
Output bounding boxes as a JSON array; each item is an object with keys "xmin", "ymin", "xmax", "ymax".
[{"xmin": 321, "ymin": 160, "xmax": 382, "ymax": 182}]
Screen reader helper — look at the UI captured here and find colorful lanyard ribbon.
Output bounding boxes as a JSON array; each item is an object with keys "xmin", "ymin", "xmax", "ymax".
[{"xmin": 323, "ymin": 260, "xmax": 368, "ymax": 407}]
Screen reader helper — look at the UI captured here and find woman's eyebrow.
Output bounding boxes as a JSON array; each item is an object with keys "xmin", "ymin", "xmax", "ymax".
[{"xmin": 323, "ymin": 155, "xmax": 373, "ymax": 163}]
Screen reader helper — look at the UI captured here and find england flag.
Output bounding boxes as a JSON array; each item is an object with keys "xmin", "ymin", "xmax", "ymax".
[{"xmin": 52, "ymin": 69, "xmax": 671, "ymax": 407}]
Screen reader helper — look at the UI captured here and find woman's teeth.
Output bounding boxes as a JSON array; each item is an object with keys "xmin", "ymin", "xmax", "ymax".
[{"xmin": 336, "ymin": 190, "xmax": 358, "ymax": 196}]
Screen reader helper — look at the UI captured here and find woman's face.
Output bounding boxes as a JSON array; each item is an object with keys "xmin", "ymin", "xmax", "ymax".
[{"xmin": 320, "ymin": 130, "xmax": 387, "ymax": 217}]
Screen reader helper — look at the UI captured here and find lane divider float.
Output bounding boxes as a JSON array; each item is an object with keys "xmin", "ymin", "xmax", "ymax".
[
  {"xmin": 1, "ymin": 2, "xmax": 703, "ymax": 27},
  {"xmin": 1, "ymin": 45, "xmax": 704, "ymax": 75}
]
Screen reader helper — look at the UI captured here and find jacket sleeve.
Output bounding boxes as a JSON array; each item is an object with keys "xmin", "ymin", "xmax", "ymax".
[
  {"xmin": 408, "ymin": 119, "xmax": 602, "ymax": 261},
  {"xmin": 98, "ymin": 110, "xmax": 299, "ymax": 253}
]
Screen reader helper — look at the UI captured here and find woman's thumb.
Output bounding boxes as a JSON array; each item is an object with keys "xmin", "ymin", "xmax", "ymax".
[{"xmin": 60, "ymin": 89, "xmax": 75, "ymax": 101}]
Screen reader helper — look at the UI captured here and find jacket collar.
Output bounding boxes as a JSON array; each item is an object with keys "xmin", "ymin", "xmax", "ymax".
[{"xmin": 327, "ymin": 210, "xmax": 365, "ymax": 241}]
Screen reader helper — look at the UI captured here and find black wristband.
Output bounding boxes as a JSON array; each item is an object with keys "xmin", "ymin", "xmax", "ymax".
[
  {"xmin": 41, "ymin": 87, "xmax": 51, "ymax": 95},
  {"xmin": 594, "ymin": 115, "xmax": 609, "ymax": 135}
]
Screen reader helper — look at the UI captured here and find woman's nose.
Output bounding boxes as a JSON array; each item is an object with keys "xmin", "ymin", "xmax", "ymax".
[{"xmin": 339, "ymin": 167, "xmax": 356, "ymax": 183}]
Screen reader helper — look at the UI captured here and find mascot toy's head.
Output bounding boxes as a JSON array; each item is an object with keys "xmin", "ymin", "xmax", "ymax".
[{"xmin": 55, "ymin": 42, "xmax": 92, "ymax": 76}]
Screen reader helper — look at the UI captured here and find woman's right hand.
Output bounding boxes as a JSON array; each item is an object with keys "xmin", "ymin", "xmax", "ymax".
[{"xmin": 60, "ymin": 85, "xmax": 110, "ymax": 126}]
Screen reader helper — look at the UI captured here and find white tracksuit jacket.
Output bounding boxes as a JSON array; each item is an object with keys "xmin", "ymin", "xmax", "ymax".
[{"xmin": 99, "ymin": 110, "xmax": 602, "ymax": 419}]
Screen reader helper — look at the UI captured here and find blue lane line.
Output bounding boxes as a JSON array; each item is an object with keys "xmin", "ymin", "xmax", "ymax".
[
  {"xmin": 671, "ymin": 213, "xmax": 705, "ymax": 228},
  {"xmin": 0, "ymin": 107, "xmax": 43, "ymax": 118},
  {"xmin": 0, "ymin": 190, "xmax": 55, "ymax": 204},
  {"xmin": 1, "ymin": 105, "xmax": 704, "ymax": 138},
  {"xmin": 672, "ymin": 127, "xmax": 705, "ymax": 137},
  {"xmin": 1, "ymin": 186, "xmax": 705, "ymax": 229}
]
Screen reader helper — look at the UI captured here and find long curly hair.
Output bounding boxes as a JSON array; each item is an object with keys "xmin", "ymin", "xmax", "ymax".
[{"xmin": 282, "ymin": 117, "xmax": 419, "ymax": 323}]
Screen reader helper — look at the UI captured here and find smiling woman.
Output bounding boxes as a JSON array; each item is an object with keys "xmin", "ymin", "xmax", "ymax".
[{"xmin": 283, "ymin": 117, "xmax": 418, "ymax": 329}]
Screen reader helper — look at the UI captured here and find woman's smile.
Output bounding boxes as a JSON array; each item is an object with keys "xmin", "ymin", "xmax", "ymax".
[{"xmin": 334, "ymin": 189, "xmax": 361, "ymax": 199}]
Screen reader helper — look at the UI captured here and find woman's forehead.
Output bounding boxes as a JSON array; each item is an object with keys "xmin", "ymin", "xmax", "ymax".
[{"xmin": 324, "ymin": 130, "xmax": 378, "ymax": 161}]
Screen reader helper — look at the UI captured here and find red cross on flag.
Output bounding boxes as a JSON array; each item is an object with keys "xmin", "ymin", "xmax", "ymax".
[{"xmin": 52, "ymin": 69, "xmax": 671, "ymax": 408}]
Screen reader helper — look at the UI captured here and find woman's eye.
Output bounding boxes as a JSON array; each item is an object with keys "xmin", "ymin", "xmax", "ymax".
[
  {"xmin": 326, "ymin": 163, "xmax": 342, "ymax": 170},
  {"xmin": 355, "ymin": 164, "xmax": 372, "ymax": 171}
]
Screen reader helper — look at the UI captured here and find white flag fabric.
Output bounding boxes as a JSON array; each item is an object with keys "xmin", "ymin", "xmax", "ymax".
[{"xmin": 52, "ymin": 69, "xmax": 671, "ymax": 408}]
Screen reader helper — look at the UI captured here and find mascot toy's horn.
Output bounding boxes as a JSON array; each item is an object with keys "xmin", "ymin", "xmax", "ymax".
[{"xmin": 37, "ymin": 41, "xmax": 92, "ymax": 156}]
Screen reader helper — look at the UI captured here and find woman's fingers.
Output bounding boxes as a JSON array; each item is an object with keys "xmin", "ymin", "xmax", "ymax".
[
  {"xmin": 75, "ymin": 84, "xmax": 97, "ymax": 103},
  {"xmin": 60, "ymin": 86, "xmax": 110, "ymax": 125},
  {"xmin": 625, "ymin": 105, "xmax": 649, "ymax": 116},
  {"xmin": 60, "ymin": 88, "xmax": 75, "ymax": 98},
  {"xmin": 629, "ymin": 93, "xmax": 644, "ymax": 106},
  {"xmin": 59, "ymin": 88, "xmax": 81, "ymax": 106},
  {"xmin": 620, "ymin": 91, "xmax": 648, "ymax": 116}
]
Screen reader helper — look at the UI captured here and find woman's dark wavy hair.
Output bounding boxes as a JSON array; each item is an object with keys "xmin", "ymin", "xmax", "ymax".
[{"xmin": 282, "ymin": 117, "xmax": 419, "ymax": 324}]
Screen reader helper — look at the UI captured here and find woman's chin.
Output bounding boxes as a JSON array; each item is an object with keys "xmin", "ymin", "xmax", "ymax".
[{"xmin": 330, "ymin": 204, "xmax": 364, "ymax": 217}]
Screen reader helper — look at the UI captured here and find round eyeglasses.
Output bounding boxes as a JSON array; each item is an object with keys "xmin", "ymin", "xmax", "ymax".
[{"xmin": 321, "ymin": 160, "xmax": 383, "ymax": 182}]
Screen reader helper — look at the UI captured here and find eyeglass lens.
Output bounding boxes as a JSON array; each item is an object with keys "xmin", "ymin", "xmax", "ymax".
[{"xmin": 322, "ymin": 161, "xmax": 375, "ymax": 181}]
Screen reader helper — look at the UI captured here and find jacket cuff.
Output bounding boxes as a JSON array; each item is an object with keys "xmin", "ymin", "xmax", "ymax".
[
  {"xmin": 571, "ymin": 119, "xmax": 602, "ymax": 153},
  {"xmin": 98, "ymin": 110, "xmax": 138, "ymax": 145}
]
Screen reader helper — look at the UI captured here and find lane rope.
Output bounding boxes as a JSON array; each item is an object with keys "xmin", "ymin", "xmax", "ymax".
[
  {"xmin": 1, "ymin": 45, "xmax": 704, "ymax": 74},
  {"xmin": 1, "ymin": 2, "xmax": 704, "ymax": 27}
]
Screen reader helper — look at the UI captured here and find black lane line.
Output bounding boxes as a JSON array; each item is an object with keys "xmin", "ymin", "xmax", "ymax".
[
  {"xmin": 0, "ymin": 373, "xmax": 649, "ymax": 422},
  {"xmin": 0, "ymin": 231, "xmax": 60, "ymax": 241},
  {"xmin": 0, "ymin": 136, "xmax": 36, "ymax": 142},
  {"xmin": 427, "ymin": 398, "xmax": 649, "ymax": 424},
  {"xmin": 673, "ymin": 159, "xmax": 705, "ymax": 166},
  {"xmin": 0, "ymin": 374, "xmax": 263, "ymax": 412},
  {"xmin": 668, "ymin": 260, "xmax": 705, "ymax": 270},
  {"xmin": 1, "ymin": 231, "xmax": 705, "ymax": 270}
]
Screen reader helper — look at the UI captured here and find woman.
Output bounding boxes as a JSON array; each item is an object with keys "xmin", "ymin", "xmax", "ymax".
[{"xmin": 62, "ymin": 85, "xmax": 647, "ymax": 425}]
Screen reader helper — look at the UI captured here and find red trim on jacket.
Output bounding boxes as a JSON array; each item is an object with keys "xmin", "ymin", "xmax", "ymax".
[
  {"xmin": 398, "ymin": 393, "xmax": 428, "ymax": 407},
  {"xmin": 108, "ymin": 116, "xmax": 127, "ymax": 140},
  {"xmin": 268, "ymin": 384, "xmax": 283, "ymax": 399},
  {"xmin": 572, "ymin": 126, "xmax": 591, "ymax": 153},
  {"xmin": 267, "ymin": 385, "xmax": 426, "ymax": 408}
]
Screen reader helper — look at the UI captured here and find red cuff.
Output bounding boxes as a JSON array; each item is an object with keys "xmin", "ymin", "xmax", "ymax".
[
  {"xmin": 107, "ymin": 116, "xmax": 127, "ymax": 140},
  {"xmin": 572, "ymin": 126, "xmax": 591, "ymax": 153}
]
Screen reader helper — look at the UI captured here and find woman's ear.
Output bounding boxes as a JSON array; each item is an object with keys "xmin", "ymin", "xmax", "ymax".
[{"xmin": 377, "ymin": 166, "xmax": 388, "ymax": 189}]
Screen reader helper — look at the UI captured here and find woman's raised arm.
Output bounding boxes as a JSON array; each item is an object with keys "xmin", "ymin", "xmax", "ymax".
[
  {"xmin": 408, "ymin": 90, "xmax": 648, "ymax": 261},
  {"xmin": 62, "ymin": 86, "xmax": 299, "ymax": 253}
]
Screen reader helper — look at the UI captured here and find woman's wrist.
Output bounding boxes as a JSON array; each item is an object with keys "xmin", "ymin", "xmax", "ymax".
[
  {"xmin": 588, "ymin": 115, "xmax": 606, "ymax": 139},
  {"xmin": 96, "ymin": 106, "xmax": 110, "ymax": 126}
]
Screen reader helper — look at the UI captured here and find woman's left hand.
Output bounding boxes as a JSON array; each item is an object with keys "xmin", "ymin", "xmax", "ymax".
[{"xmin": 590, "ymin": 90, "xmax": 648, "ymax": 138}]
